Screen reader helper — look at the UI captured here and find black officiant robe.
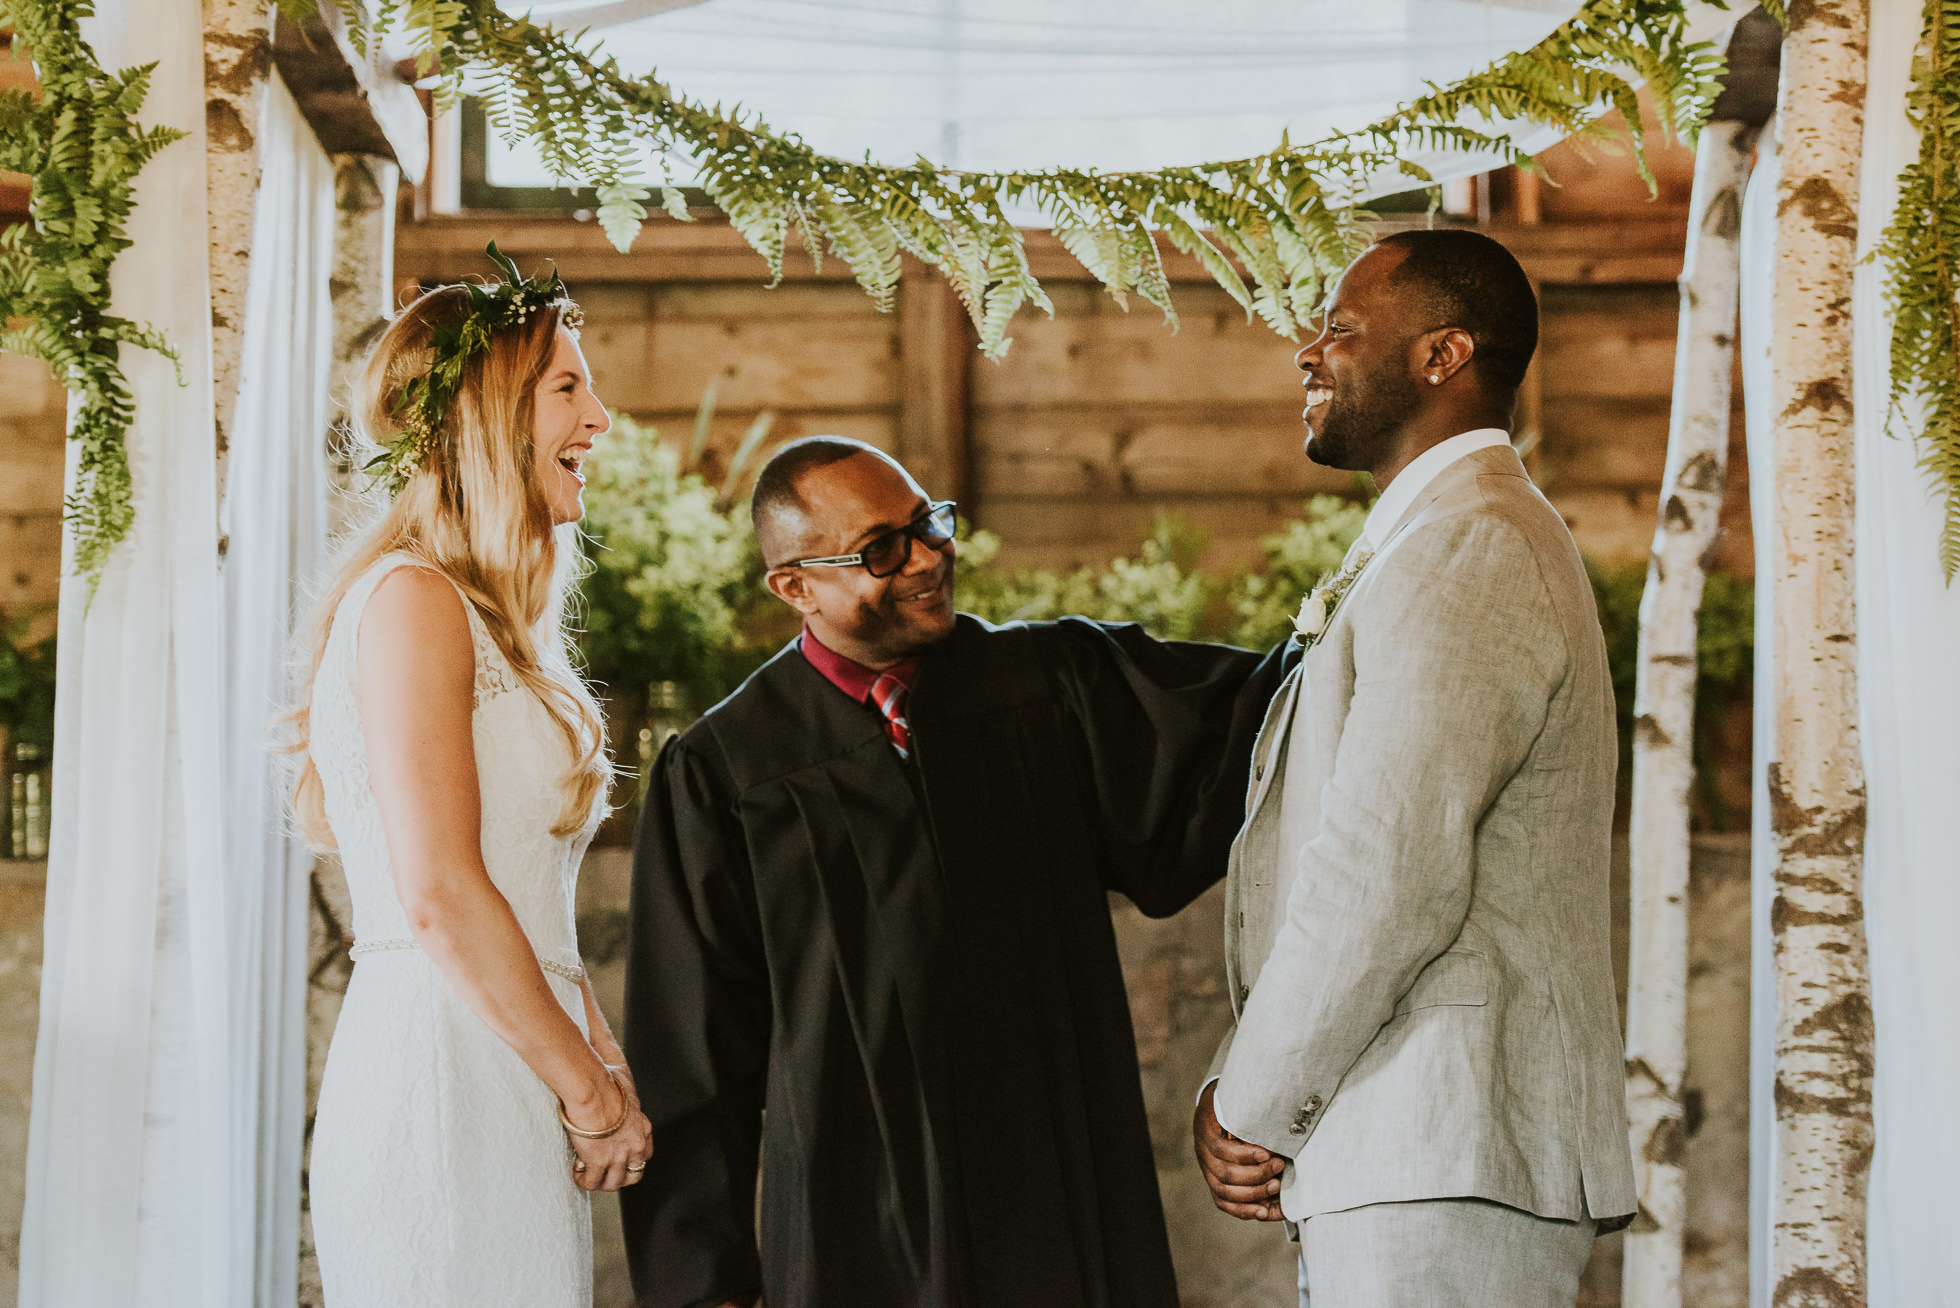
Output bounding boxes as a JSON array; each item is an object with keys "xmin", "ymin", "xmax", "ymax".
[{"xmin": 619, "ymin": 614, "xmax": 1291, "ymax": 1308}]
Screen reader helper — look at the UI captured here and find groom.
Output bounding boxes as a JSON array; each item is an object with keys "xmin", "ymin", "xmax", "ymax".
[{"xmin": 1192, "ymin": 229, "xmax": 1636, "ymax": 1305}]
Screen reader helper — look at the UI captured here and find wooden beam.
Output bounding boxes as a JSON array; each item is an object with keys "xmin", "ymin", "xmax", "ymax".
[
  {"xmin": 272, "ymin": 2, "xmax": 428, "ymax": 183},
  {"xmin": 396, "ymin": 212, "xmax": 1691, "ymax": 291},
  {"xmin": 896, "ymin": 257, "xmax": 974, "ymax": 508}
]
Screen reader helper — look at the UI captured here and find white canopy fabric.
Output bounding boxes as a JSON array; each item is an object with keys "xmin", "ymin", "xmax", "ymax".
[
  {"xmin": 219, "ymin": 75, "xmax": 337, "ymax": 1308},
  {"xmin": 486, "ymin": 0, "xmax": 1747, "ymax": 210},
  {"xmin": 17, "ymin": 5, "xmax": 233, "ymax": 1302},
  {"xmin": 1743, "ymin": 0, "xmax": 1960, "ymax": 1302},
  {"xmin": 17, "ymin": 7, "xmax": 336, "ymax": 1306},
  {"xmin": 1848, "ymin": 0, "xmax": 1960, "ymax": 1299}
]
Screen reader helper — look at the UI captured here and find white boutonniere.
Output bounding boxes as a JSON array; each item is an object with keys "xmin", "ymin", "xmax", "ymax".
[{"xmin": 1293, "ymin": 550, "xmax": 1373, "ymax": 648}]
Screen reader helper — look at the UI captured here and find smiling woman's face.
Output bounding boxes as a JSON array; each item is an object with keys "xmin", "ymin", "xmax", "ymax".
[{"xmin": 531, "ymin": 325, "xmax": 609, "ymax": 525}]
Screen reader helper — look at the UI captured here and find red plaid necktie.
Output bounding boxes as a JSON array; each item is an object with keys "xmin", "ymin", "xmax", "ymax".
[{"xmin": 869, "ymin": 671, "xmax": 912, "ymax": 759}]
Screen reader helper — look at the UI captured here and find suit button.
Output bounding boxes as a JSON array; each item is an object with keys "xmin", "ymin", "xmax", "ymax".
[
  {"xmin": 1305, "ymin": 1095, "xmax": 1323, "ymax": 1111},
  {"xmin": 1288, "ymin": 1122, "xmax": 1307, "ymax": 1136},
  {"xmin": 1237, "ymin": 985, "xmax": 1250, "ymax": 1004}
]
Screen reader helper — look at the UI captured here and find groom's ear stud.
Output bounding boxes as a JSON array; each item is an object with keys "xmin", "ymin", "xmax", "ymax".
[{"xmin": 1429, "ymin": 374, "xmax": 1441, "ymax": 384}]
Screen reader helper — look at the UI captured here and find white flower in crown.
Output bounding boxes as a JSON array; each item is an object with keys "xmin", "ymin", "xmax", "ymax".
[{"xmin": 1293, "ymin": 549, "xmax": 1373, "ymax": 648}]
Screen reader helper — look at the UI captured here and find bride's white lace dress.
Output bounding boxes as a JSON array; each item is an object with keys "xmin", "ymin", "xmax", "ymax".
[{"xmin": 308, "ymin": 554, "xmax": 600, "ymax": 1306}]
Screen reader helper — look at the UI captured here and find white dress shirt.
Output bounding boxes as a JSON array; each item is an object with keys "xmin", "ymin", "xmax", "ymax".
[{"xmin": 1357, "ymin": 427, "xmax": 1512, "ymax": 553}]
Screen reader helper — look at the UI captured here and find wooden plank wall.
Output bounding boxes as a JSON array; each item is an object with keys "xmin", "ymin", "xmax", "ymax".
[
  {"xmin": 0, "ymin": 353, "xmax": 66, "ymax": 641},
  {"xmin": 397, "ymin": 205, "xmax": 1754, "ymax": 580},
  {"xmin": 1, "ymin": 36, "xmax": 63, "ymax": 641}
]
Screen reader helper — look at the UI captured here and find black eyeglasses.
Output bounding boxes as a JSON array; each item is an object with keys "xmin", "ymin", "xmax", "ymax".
[{"xmin": 779, "ymin": 501, "xmax": 958, "ymax": 578}]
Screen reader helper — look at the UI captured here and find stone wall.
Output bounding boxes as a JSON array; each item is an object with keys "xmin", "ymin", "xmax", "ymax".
[{"xmin": 0, "ymin": 860, "xmax": 44, "ymax": 1307}]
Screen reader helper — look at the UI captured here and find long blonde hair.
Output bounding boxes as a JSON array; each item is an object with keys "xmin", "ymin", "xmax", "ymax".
[{"xmin": 286, "ymin": 283, "xmax": 611, "ymax": 850}]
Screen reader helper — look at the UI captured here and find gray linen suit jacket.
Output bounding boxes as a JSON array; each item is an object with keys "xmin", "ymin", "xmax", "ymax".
[{"xmin": 1211, "ymin": 444, "xmax": 1636, "ymax": 1228}]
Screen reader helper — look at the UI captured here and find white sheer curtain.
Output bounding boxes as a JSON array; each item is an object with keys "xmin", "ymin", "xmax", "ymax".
[
  {"xmin": 1744, "ymin": 0, "xmax": 1960, "ymax": 1301},
  {"xmin": 18, "ymin": 5, "xmax": 336, "ymax": 1304},
  {"xmin": 220, "ymin": 76, "xmax": 336, "ymax": 1308},
  {"xmin": 1738, "ymin": 102, "xmax": 1778, "ymax": 1308},
  {"xmin": 1854, "ymin": 0, "xmax": 1960, "ymax": 1299},
  {"xmin": 489, "ymin": 0, "xmax": 1766, "ymax": 206},
  {"xmin": 17, "ymin": 1, "xmax": 233, "ymax": 1304}
]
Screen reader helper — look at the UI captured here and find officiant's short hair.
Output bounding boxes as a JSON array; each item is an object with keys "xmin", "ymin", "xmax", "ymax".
[
  {"xmin": 752, "ymin": 435, "xmax": 887, "ymax": 565},
  {"xmin": 1376, "ymin": 229, "xmax": 1538, "ymax": 391}
]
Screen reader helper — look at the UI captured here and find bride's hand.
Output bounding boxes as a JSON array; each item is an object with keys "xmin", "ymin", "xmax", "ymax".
[{"xmin": 564, "ymin": 1069, "xmax": 652, "ymax": 1192}]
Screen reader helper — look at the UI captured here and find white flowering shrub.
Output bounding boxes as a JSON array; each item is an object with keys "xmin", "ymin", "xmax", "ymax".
[{"xmin": 575, "ymin": 413, "xmax": 772, "ymax": 717}]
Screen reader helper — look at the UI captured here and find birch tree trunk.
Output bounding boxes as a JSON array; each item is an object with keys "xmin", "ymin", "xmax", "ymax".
[
  {"xmin": 203, "ymin": 0, "xmax": 276, "ymax": 488},
  {"xmin": 1621, "ymin": 113, "xmax": 1759, "ymax": 1308},
  {"xmin": 1767, "ymin": 0, "xmax": 1874, "ymax": 1301}
]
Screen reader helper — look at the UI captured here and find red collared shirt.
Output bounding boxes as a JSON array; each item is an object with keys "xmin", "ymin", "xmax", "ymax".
[{"xmin": 798, "ymin": 626, "xmax": 920, "ymax": 704}]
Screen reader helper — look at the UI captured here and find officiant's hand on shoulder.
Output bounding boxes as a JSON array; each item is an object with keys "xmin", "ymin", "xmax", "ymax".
[{"xmin": 1193, "ymin": 1081, "xmax": 1286, "ymax": 1222}]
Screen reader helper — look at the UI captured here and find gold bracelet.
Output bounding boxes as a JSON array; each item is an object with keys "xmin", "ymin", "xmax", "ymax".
[{"xmin": 558, "ymin": 1065, "xmax": 629, "ymax": 1140}]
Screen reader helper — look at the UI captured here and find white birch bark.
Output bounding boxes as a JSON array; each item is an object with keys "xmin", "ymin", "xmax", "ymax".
[
  {"xmin": 1767, "ymin": 0, "xmax": 1875, "ymax": 1302},
  {"xmin": 203, "ymin": 0, "xmax": 276, "ymax": 489},
  {"xmin": 1621, "ymin": 114, "xmax": 1759, "ymax": 1308}
]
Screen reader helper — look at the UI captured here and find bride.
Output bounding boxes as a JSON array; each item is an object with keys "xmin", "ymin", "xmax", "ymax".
[{"xmin": 286, "ymin": 247, "xmax": 651, "ymax": 1305}]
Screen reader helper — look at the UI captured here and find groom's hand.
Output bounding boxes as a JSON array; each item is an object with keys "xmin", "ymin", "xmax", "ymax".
[{"xmin": 1193, "ymin": 1082, "xmax": 1287, "ymax": 1221}]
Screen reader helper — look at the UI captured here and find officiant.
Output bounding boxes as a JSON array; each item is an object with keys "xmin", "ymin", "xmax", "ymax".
[{"xmin": 618, "ymin": 437, "xmax": 1292, "ymax": 1308}]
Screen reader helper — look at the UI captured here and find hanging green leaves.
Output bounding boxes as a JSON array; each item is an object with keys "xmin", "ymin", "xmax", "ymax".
[
  {"xmin": 312, "ymin": 0, "xmax": 1724, "ymax": 359},
  {"xmin": 0, "ymin": 0, "xmax": 185, "ymax": 588},
  {"xmin": 1871, "ymin": 0, "xmax": 1960, "ymax": 579}
]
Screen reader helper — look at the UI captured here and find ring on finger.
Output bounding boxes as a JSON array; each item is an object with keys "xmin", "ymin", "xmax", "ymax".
[{"xmin": 625, "ymin": 1162, "xmax": 645, "ymax": 1173}]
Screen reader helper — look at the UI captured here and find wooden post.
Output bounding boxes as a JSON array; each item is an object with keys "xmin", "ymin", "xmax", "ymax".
[
  {"xmin": 897, "ymin": 257, "xmax": 975, "ymax": 510},
  {"xmin": 1766, "ymin": 0, "xmax": 1874, "ymax": 1300},
  {"xmin": 1621, "ymin": 114, "xmax": 1760, "ymax": 1308}
]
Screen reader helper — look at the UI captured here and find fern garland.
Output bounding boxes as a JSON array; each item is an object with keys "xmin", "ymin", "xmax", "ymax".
[
  {"xmin": 306, "ymin": 0, "xmax": 1724, "ymax": 359},
  {"xmin": 0, "ymin": 0, "xmax": 1727, "ymax": 582},
  {"xmin": 0, "ymin": 0, "xmax": 185, "ymax": 587},
  {"xmin": 1871, "ymin": 0, "xmax": 1960, "ymax": 579}
]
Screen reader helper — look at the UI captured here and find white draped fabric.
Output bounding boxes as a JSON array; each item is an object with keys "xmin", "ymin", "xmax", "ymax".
[
  {"xmin": 1852, "ymin": 0, "xmax": 1960, "ymax": 1299},
  {"xmin": 1742, "ymin": 0, "xmax": 1960, "ymax": 1302},
  {"xmin": 18, "ymin": 5, "xmax": 335, "ymax": 1304},
  {"xmin": 221, "ymin": 78, "xmax": 337, "ymax": 1308},
  {"xmin": 487, "ymin": 0, "xmax": 1762, "ymax": 209},
  {"xmin": 18, "ymin": 3, "xmax": 229, "ymax": 1303},
  {"xmin": 1738, "ymin": 101, "xmax": 1779, "ymax": 1308}
]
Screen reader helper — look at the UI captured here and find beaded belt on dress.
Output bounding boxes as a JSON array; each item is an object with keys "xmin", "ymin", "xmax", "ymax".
[{"xmin": 348, "ymin": 936, "xmax": 585, "ymax": 983}]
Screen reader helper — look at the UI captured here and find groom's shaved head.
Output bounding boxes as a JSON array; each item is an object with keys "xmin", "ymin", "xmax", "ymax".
[{"xmin": 1374, "ymin": 229, "xmax": 1539, "ymax": 391}]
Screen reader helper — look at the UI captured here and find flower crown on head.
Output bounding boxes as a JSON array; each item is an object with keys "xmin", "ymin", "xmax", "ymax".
[{"xmin": 367, "ymin": 241, "xmax": 586, "ymax": 496}]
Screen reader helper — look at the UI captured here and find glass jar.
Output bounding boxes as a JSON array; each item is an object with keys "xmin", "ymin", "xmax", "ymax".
[
  {"xmin": 9, "ymin": 741, "xmax": 49, "ymax": 860},
  {"xmin": 635, "ymin": 681, "xmax": 692, "ymax": 803}
]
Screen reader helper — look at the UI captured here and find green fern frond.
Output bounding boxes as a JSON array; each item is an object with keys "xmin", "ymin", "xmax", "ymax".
[
  {"xmin": 1870, "ymin": 0, "xmax": 1960, "ymax": 579},
  {"xmin": 350, "ymin": 0, "xmax": 1722, "ymax": 362},
  {"xmin": 33, "ymin": 0, "xmax": 1955, "ymax": 573},
  {"xmin": 0, "ymin": 0, "xmax": 186, "ymax": 589}
]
